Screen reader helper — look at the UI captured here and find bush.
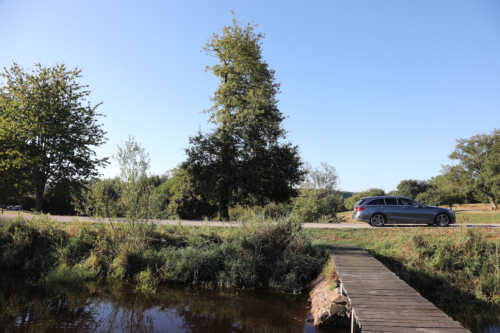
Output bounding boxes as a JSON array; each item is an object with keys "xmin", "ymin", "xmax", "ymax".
[
  {"xmin": 292, "ymin": 189, "xmax": 344, "ymax": 223},
  {"xmin": 0, "ymin": 216, "xmax": 329, "ymax": 293}
]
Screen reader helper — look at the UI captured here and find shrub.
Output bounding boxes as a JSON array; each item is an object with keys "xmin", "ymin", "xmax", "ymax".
[{"xmin": 0, "ymin": 216, "xmax": 328, "ymax": 293}]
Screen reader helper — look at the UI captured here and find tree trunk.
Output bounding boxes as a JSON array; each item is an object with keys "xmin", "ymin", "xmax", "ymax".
[
  {"xmin": 34, "ymin": 182, "xmax": 46, "ymax": 212},
  {"xmin": 488, "ymin": 195, "xmax": 498, "ymax": 210},
  {"xmin": 218, "ymin": 201, "xmax": 229, "ymax": 221}
]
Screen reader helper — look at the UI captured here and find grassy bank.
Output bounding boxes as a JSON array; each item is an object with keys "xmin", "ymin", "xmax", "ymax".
[
  {"xmin": 305, "ymin": 227, "xmax": 500, "ymax": 304},
  {"xmin": 0, "ymin": 215, "xmax": 328, "ymax": 293}
]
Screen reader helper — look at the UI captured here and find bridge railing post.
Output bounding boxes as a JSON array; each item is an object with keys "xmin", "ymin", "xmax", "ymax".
[{"xmin": 351, "ymin": 309, "xmax": 355, "ymax": 333}]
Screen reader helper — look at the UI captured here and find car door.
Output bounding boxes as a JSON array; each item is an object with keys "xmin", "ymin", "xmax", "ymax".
[
  {"xmin": 398, "ymin": 198, "xmax": 427, "ymax": 224},
  {"xmin": 381, "ymin": 197, "xmax": 402, "ymax": 223}
]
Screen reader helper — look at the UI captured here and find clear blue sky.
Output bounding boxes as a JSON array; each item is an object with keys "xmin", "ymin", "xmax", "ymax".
[{"xmin": 1, "ymin": 0, "xmax": 499, "ymax": 192}]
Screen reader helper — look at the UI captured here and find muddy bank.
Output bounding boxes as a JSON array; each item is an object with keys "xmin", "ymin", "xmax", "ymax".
[{"xmin": 309, "ymin": 269, "xmax": 351, "ymax": 328}]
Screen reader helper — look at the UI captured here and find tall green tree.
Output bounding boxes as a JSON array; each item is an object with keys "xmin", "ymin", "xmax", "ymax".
[
  {"xmin": 184, "ymin": 18, "xmax": 305, "ymax": 220},
  {"xmin": 0, "ymin": 63, "xmax": 108, "ymax": 212},
  {"xmin": 415, "ymin": 171, "xmax": 466, "ymax": 209},
  {"xmin": 448, "ymin": 129, "xmax": 500, "ymax": 210}
]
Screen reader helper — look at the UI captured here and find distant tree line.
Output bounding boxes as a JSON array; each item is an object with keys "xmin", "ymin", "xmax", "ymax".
[
  {"xmin": 345, "ymin": 129, "xmax": 500, "ymax": 210},
  {"xmin": 74, "ymin": 137, "xmax": 345, "ymax": 222}
]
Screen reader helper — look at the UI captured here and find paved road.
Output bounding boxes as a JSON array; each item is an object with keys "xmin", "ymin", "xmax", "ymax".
[{"xmin": 1, "ymin": 214, "xmax": 499, "ymax": 228}]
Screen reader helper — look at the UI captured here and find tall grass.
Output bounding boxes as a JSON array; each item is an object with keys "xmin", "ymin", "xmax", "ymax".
[
  {"xmin": 0, "ymin": 215, "xmax": 328, "ymax": 293},
  {"xmin": 398, "ymin": 227, "xmax": 500, "ymax": 302}
]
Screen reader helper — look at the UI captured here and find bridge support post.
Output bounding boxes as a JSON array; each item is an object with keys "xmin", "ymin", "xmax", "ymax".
[{"xmin": 351, "ymin": 309, "xmax": 355, "ymax": 333}]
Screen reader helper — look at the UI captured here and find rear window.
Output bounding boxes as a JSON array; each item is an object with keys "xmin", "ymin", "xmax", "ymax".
[
  {"xmin": 385, "ymin": 198, "xmax": 398, "ymax": 205},
  {"xmin": 366, "ymin": 199, "xmax": 380, "ymax": 206},
  {"xmin": 355, "ymin": 199, "xmax": 366, "ymax": 206}
]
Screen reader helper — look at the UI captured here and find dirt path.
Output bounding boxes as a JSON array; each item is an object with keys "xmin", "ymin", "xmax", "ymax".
[{"xmin": 1, "ymin": 213, "xmax": 500, "ymax": 228}]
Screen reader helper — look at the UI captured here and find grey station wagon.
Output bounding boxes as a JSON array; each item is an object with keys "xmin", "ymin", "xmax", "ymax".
[{"xmin": 352, "ymin": 196, "xmax": 455, "ymax": 227}]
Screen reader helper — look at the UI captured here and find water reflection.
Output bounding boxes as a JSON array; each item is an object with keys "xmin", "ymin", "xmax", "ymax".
[
  {"xmin": 1, "ymin": 277, "xmax": 498, "ymax": 333},
  {"xmin": 0, "ymin": 278, "xmax": 345, "ymax": 333}
]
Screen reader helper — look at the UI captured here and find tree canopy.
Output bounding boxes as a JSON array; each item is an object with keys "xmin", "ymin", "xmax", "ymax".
[
  {"xmin": 447, "ymin": 129, "xmax": 500, "ymax": 210},
  {"xmin": 415, "ymin": 170, "xmax": 466, "ymax": 209},
  {"xmin": 0, "ymin": 63, "xmax": 108, "ymax": 211},
  {"xmin": 184, "ymin": 18, "xmax": 304, "ymax": 220},
  {"xmin": 394, "ymin": 179, "xmax": 430, "ymax": 199}
]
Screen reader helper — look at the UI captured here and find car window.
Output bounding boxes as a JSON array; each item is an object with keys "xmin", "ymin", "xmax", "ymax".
[
  {"xmin": 365, "ymin": 199, "xmax": 380, "ymax": 205},
  {"xmin": 385, "ymin": 198, "xmax": 398, "ymax": 205},
  {"xmin": 399, "ymin": 198, "xmax": 418, "ymax": 206},
  {"xmin": 355, "ymin": 199, "xmax": 366, "ymax": 206}
]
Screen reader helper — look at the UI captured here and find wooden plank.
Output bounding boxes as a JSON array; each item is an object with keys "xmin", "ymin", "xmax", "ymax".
[
  {"xmin": 354, "ymin": 309, "xmax": 449, "ymax": 315},
  {"xmin": 356, "ymin": 315, "xmax": 451, "ymax": 321},
  {"xmin": 329, "ymin": 244, "xmax": 471, "ymax": 333},
  {"xmin": 359, "ymin": 320, "xmax": 465, "ymax": 328},
  {"xmin": 349, "ymin": 295, "xmax": 430, "ymax": 300},
  {"xmin": 346, "ymin": 291, "xmax": 420, "ymax": 295},
  {"xmin": 362, "ymin": 326, "xmax": 470, "ymax": 333},
  {"xmin": 350, "ymin": 303, "xmax": 438, "ymax": 309}
]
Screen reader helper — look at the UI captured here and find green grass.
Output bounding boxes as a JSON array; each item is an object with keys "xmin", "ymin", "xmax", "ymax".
[{"xmin": 455, "ymin": 210, "xmax": 500, "ymax": 224}]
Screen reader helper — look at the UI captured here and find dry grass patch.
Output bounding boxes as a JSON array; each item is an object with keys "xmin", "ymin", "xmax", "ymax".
[
  {"xmin": 336, "ymin": 211, "xmax": 356, "ymax": 223},
  {"xmin": 456, "ymin": 210, "xmax": 500, "ymax": 224}
]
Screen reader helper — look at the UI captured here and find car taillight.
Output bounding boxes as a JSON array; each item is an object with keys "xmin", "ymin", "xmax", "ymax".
[{"xmin": 355, "ymin": 207, "xmax": 365, "ymax": 211}]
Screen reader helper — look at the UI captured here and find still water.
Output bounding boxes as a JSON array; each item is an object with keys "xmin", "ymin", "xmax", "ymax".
[
  {"xmin": 1, "ymin": 278, "xmax": 499, "ymax": 333},
  {"xmin": 0, "ymin": 279, "xmax": 347, "ymax": 333}
]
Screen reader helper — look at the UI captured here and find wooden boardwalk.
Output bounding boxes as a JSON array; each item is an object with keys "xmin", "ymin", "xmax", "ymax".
[{"xmin": 329, "ymin": 244, "xmax": 470, "ymax": 333}]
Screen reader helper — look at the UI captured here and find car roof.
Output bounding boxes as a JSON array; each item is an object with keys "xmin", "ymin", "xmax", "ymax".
[{"xmin": 359, "ymin": 195, "xmax": 411, "ymax": 200}]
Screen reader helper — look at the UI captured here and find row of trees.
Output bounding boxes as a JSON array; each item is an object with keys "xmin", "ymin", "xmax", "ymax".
[
  {"xmin": 77, "ymin": 141, "xmax": 344, "ymax": 223},
  {"xmin": 347, "ymin": 129, "xmax": 500, "ymax": 210},
  {"xmin": 0, "ymin": 17, "xmax": 346, "ymax": 223}
]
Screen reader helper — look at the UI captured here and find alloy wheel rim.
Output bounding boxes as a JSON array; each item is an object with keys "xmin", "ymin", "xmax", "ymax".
[
  {"xmin": 437, "ymin": 215, "xmax": 449, "ymax": 226},
  {"xmin": 372, "ymin": 215, "xmax": 384, "ymax": 226}
]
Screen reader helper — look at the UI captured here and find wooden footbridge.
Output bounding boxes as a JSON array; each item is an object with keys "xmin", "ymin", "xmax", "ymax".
[{"xmin": 329, "ymin": 245, "xmax": 470, "ymax": 333}]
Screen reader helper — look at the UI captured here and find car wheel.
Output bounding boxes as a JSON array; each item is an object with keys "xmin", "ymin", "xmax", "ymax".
[
  {"xmin": 435, "ymin": 213, "xmax": 450, "ymax": 227},
  {"xmin": 370, "ymin": 214, "xmax": 386, "ymax": 227}
]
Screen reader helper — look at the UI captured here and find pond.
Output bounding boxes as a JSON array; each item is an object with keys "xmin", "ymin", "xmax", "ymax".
[
  {"xmin": 0, "ymin": 277, "xmax": 498, "ymax": 333},
  {"xmin": 0, "ymin": 278, "xmax": 347, "ymax": 333}
]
